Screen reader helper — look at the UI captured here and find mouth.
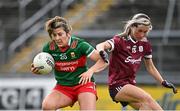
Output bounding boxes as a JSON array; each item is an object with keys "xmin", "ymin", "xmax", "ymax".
[
  {"xmin": 55, "ymin": 40, "xmax": 62, "ymax": 44},
  {"xmin": 55, "ymin": 41, "xmax": 63, "ymax": 46},
  {"xmin": 136, "ymin": 36, "xmax": 144, "ymax": 40}
]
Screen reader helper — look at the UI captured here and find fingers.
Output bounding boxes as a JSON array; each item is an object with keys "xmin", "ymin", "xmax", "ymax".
[
  {"xmin": 79, "ymin": 75, "xmax": 91, "ymax": 85},
  {"xmin": 31, "ymin": 63, "xmax": 41, "ymax": 74}
]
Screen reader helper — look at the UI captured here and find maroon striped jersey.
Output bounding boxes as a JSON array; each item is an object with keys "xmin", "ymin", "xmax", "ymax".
[{"xmin": 107, "ymin": 35, "xmax": 152, "ymax": 87}]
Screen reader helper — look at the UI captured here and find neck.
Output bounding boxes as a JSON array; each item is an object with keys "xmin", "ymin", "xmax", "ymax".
[
  {"xmin": 59, "ymin": 45, "xmax": 69, "ymax": 52},
  {"xmin": 131, "ymin": 36, "xmax": 137, "ymax": 42}
]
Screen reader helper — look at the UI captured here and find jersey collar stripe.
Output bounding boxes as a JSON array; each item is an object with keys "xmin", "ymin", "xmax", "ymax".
[
  {"xmin": 68, "ymin": 37, "xmax": 72, "ymax": 46},
  {"xmin": 128, "ymin": 36, "xmax": 137, "ymax": 44}
]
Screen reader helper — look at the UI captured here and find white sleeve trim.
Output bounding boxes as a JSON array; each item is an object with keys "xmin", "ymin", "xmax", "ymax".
[
  {"xmin": 87, "ymin": 49, "xmax": 95, "ymax": 57},
  {"xmin": 107, "ymin": 40, "xmax": 114, "ymax": 52},
  {"xmin": 144, "ymin": 55, "xmax": 152, "ymax": 59}
]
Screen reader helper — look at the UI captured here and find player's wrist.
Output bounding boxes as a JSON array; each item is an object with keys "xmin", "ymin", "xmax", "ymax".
[{"xmin": 88, "ymin": 68, "xmax": 95, "ymax": 74}]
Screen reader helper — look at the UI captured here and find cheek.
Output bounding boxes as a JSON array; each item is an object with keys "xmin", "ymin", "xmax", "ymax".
[
  {"xmin": 135, "ymin": 32, "xmax": 144, "ymax": 37},
  {"xmin": 137, "ymin": 33, "xmax": 143, "ymax": 37},
  {"xmin": 62, "ymin": 36, "xmax": 69, "ymax": 43},
  {"xmin": 133, "ymin": 31, "xmax": 140, "ymax": 37}
]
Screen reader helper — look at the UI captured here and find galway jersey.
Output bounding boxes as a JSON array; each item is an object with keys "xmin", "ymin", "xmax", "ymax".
[
  {"xmin": 42, "ymin": 35, "xmax": 95, "ymax": 86},
  {"xmin": 107, "ymin": 35, "xmax": 152, "ymax": 87}
]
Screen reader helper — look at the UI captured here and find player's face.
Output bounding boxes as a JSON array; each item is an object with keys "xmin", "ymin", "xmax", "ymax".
[
  {"xmin": 131, "ymin": 25, "xmax": 150, "ymax": 41},
  {"xmin": 51, "ymin": 28, "xmax": 70, "ymax": 47}
]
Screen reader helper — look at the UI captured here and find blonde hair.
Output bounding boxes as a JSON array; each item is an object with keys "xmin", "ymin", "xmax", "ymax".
[
  {"xmin": 45, "ymin": 16, "xmax": 72, "ymax": 38},
  {"xmin": 118, "ymin": 13, "xmax": 152, "ymax": 37}
]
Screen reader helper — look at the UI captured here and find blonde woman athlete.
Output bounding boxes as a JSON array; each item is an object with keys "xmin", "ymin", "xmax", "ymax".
[{"xmin": 96, "ymin": 13, "xmax": 177, "ymax": 110}]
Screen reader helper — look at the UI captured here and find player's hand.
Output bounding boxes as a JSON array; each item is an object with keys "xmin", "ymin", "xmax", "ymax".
[
  {"xmin": 31, "ymin": 63, "xmax": 41, "ymax": 74},
  {"xmin": 162, "ymin": 80, "xmax": 178, "ymax": 94},
  {"xmin": 79, "ymin": 70, "xmax": 93, "ymax": 85},
  {"xmin": 99, "ymin": 50, "xmax": 109, "ymax": 64}
]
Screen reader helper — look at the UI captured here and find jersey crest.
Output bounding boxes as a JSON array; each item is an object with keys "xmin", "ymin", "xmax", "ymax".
[{"xmin": 70, "ymin": 52, "xmax": 76, "ymax": 58}]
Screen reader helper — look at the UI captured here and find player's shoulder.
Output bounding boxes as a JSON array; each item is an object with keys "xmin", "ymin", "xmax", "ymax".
[
  {"xmin": 72, "ymin": 35, "xmax": 83, "ymax": 40},
  {"xmin": 113, "ymin": 34, "xmax": 128, "ymax": 42},
  {"xmin": 71, "ymin": 35, "xmax": 90, "ymax": 46},
  {"xmin": 43, "ymin": 41, "xmax": 50, "ymax": 48},
  {"xmin": 113, "ymin": 34, "xmax": 121, "ymax": 39},
  {"xmin": 140, "ymin": 37, "xmax": 152, "ymax": 45},
  {"xmin": 43, "ymin": 41, "xmax": 56, "ymax": 51}
]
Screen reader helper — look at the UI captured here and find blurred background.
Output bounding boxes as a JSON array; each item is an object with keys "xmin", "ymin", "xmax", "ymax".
[{"xmin": 0, "ymin": 0, "xmax": 180, "ymax": 110}]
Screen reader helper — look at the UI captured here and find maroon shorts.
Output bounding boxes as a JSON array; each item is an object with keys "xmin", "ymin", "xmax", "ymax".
[
  {"xmin": 53, "ymin": 82, "xmax": 97, "ymax": 103},
  {"xmin": 109, "ymin": 83, "xmax": 129, "ymax": 107}
]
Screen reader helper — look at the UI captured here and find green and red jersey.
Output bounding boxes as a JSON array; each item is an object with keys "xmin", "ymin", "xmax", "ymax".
[{"xmin": 43, "ymin": 35, "xmax": 95, "ymax": 86}]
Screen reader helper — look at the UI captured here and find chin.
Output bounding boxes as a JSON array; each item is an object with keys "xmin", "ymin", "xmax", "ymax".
[
  {"xmin": 136, "ymin": 37, "xmax": 143, "ymax": 40},
  {"xmin": 57, "ymin": 44, "xmax": 63, "ymax": 47},
  {"xmin": 58, "ymin": 45, "xmax": 64, "ymax": 48}
]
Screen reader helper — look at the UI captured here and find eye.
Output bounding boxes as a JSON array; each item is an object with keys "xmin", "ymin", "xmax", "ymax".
[
  {"xmin": 138, "ymin": 29, "xmax": 143, "ymax": 33},
  {"xmin": 57, "ymin": 32, "xmax": 63, "ymax": 36},
  {"xmin": 144, "ymin": 30, "xmax": 148, "ymax": 33}
]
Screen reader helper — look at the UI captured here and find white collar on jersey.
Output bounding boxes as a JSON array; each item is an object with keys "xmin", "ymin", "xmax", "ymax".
[
  {"xmin": 127, "ymin": 35, "xmax": 148, "ymax": 43},
  {"xmin": 128, "ymin": 35, "xmax": 137, "ymax": 44},
  {"xmin": 68, "ymin": 36, "xmax": 72, "ymax": 46}
]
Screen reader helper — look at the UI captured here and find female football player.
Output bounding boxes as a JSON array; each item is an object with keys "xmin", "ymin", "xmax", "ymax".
[
  {"xmin": 96, "ymin": 13, "xmax": 177, "ymax": 110},
  {"xmin": 31, "ymin": 16, "xmax": 107, "ymax": 110}
]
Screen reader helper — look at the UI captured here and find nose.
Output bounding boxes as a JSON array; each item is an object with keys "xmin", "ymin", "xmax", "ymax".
[{"xmin": 140, "ymin": 33, "xmax": 145, "ymax": 37}]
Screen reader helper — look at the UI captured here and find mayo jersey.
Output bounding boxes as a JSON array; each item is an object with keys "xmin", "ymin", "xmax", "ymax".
[
  {"xmin": 107, "ymin": 35, "xmax": 152, "ymax": 86},
  {"xmin": 43, "ymin": 36, "xmax": 95, "ymax": 86}
]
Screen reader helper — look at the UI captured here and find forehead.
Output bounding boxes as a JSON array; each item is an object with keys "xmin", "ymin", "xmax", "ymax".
[
  {"xmin": 52, "ymin": 27, "xmax": 65, "ymax": 33},
  {"xmin": 135, "ymin": 25, "xmax": 150, "ymax": 31}
]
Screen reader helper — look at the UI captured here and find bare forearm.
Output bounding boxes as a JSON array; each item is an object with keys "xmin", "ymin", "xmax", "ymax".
[
  {"xmin": 96, "ymin": 41, "xmax": 111, "ymax": 51},
  {"xmin": 147, "ymin": 64, "xmax": 164, "ymax": 84},
  {"xmin": 147, "ymin": 65, "xmax": 164, "ymax": 84},
  {"xmin": 144, "ymin": 59, "xmax": 164, "ymax": 84},
  {"xmin": 88, "ymin": 59, "xmax": 108, "ymax": 73}
]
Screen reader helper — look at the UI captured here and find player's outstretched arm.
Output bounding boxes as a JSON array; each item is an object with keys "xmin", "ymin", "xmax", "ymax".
[
  {"xmin": 79, "ymin": 50, "xmax": 108, "ymax": 84},
  {"xmin": 144, "ymin": 59, "xmax": 178, "ymax": 94}
]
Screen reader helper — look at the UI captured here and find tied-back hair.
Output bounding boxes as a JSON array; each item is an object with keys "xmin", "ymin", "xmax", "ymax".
[
  {"xmin": 118, "ymin": 13, "xmax": 152, "ymax": 37},
  {"xmin": 45, "ymin": 16, "xmax": 72, "ymax": 38}
]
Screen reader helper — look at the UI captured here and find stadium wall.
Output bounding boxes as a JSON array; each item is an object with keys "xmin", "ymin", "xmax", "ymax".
[{"xmin": 0, "ymin": 78, "xmax": 179, "ymax": 110}]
